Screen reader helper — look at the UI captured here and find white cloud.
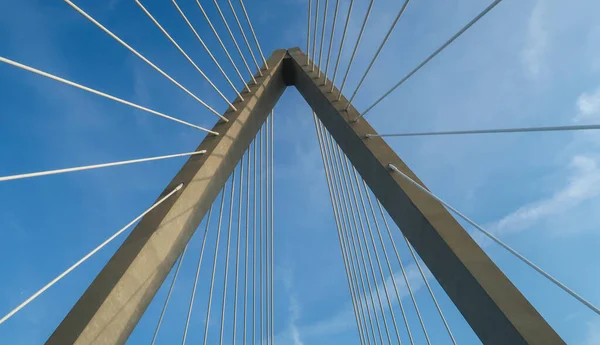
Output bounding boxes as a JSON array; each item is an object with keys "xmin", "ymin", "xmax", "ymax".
[
  {"xmin": 488, "ymin": 155, "xmax": 600, "ymax": 238},
  {"xmin": 582, "ymin": 320, "xmax": 600, "ymax": 345},
  {"xmin": 575, "ymin": 87, "xmax": 600, "ymax": 122},
  {"xmin": 484, "ymin": 84, "xmax": 600, "ymax": 239},
  {"xmin": 278, "ymin": 265, "xmax": 305, "ymax": 345},
  {"xmin": 521, "ymin": 1, "xmax": 548, "ymax": 79},
  {"xmin": 381, "ymin": 263, "xmax": 432, "ymax": 303},
  {"xmin": 289, "ymin": 295, "xmax": 304, "ymax": 345},
  {"xmin": 300, "ymin": 303, "xmax": 355, "ymax": 337},
  {"xmin": 299, "ymin": 262, "xmax": 432, "ymax": 338}
]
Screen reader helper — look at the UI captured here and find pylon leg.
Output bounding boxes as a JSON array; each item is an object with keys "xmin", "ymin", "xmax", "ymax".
[
  {"xmin": 46, "ymin": 50, "xmax": 287, "ymax": 345},
  {"xmin": 286, "ymin": 47, "xmax": 564, "ymax": 345}
]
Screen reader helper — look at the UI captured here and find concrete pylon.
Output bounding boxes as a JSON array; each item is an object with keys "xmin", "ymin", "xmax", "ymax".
[{"xmin": 47, "ymin": 48, "xmax": 564, "ymax": 345}]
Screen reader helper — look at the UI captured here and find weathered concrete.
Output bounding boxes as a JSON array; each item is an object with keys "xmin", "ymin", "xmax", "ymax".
[
  {"xmin": 286, "ymin": 47, "xmax": 565, "ymax": 345},
  {"xmin": 46, "ymin": 49, "xmax": 288, "ymax": 345}
]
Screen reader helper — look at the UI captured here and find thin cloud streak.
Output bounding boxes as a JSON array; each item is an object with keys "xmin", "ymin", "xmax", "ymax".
[
  {"xmin": 521, "ymin": 1, "xmax": 548, "ymax": 79},
  {"xmin": 484, "ymin": 83, "xmax": 600, "ymax": 240},
  {"xmin": 298, "ymin": 262, "xmax": 431, "ymax": 338},
  {"xmin": 487, "ymin": 154, "xmax": 600, "ymax": 238}
]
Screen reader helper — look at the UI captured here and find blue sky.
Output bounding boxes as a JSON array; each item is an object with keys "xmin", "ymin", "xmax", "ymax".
[{"xmin": 1, "ymin": 0, "xmax": 600, "ymax": 344}]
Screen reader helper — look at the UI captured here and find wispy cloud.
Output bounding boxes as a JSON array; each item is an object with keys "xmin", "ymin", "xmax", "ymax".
[
  {"xmin": 521, "ymin": 1, "xmax": 548, "ymax": 79},
  {"xmin": 483, "ymin": 84, "xmax": 600, "ymax": 239},
  {"xmin": 279, "ymin": 265, "xmax": 305, "ymax": 345},
  {"xmin": 381, "ymin": 263, "xmax": 432, "ymax": 303},
  {"xmin": 583, "ymin": 320, "xmax": 600, "ymax": 345},
  {"xmin": 575, "ymin": 87, "xmax": 600, "ymax": 123},
  {"xmin": 108, "ymin": 0, "xmax": 121, "ymax": 11},
  {"xmin": 488, "ymin": 154, "xmax": 600, "ymax": 238},
  {"xmin": 299, "ymin": 261, "xmax": 431, "ymax": 339},
  {"xmin": 289, "ymin": 295, "xmax": 304, "ymax": 345},
  {"xmin": 588, "ymin": 26, "xmax": 600, "ymax": 72}
]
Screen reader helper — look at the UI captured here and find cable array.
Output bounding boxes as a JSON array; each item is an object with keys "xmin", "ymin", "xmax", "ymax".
[
  {"xmin": 2, "ymin": 0, "xmax": 598, "ymax": 343},
  {"xmin": 313, "ymin": 118, "xmax": 461, "ymax": 345},
  {"xmin": 149, "ymin": 119, "xmax": 274, "ymax": 344},
  {"xmin": 1, "ymin": 0, "xmax": 272, "ymax": 340}
]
